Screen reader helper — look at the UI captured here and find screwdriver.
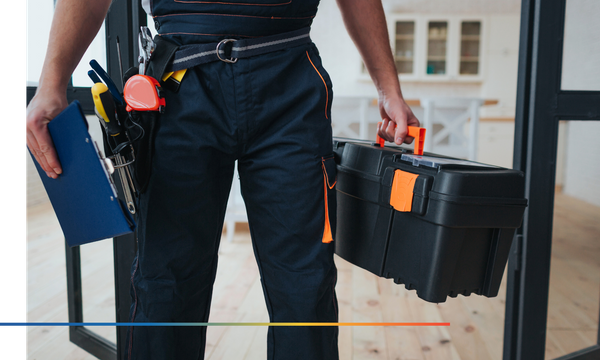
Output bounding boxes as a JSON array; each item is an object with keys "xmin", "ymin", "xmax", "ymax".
[
  {"xmin": 90, "ymin": 60, "xmax": 124, "ymax": 105},
  {"xmin": 91, "ymin": 82, "xmax": 137, "ymax": 214},
  {"xmin": 92, "ymin": 82, "xmax": 126, "ymax": 138}
]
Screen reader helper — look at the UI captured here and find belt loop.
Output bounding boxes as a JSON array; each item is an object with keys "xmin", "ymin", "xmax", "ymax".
[{"xmin": 216, "ymin": 39, "xmax": 238, "ymax": 64}]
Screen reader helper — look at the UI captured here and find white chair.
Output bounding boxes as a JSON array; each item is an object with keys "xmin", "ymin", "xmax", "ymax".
[
  {"xmin": 223, "ymin": 161, "xmax": 248, "ymax": 243},
  {"xmin": 331, "ymin": 96, "xmax": 378, "ymax": 140},
  {"xmin": 419, "ymin": 97, "xmax": 485, "ymax": 160}
]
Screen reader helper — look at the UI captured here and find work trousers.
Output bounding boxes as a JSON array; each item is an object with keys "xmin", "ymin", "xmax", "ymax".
[{"xmin": 125, "ymin": 41, "xmax": 339, "ymax": 360}]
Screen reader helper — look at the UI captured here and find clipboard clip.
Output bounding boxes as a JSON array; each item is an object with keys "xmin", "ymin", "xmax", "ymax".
[{"xmin": 95, "ymin": 143, "xmax": 115, "ymax": 176}]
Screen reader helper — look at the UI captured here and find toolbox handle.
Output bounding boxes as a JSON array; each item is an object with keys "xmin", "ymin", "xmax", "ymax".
[{"xmin": 376, "ymin": 124, "xmax": 426, "ymax": 155}]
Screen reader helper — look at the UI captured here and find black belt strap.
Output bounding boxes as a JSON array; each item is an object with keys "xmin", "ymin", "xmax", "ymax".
[
  {"xmin": 147, "ymin": 35, "xmax": 180, "ymax": 80},
  {"xmin": 165, "ymin": 27, "xmax": 312, "ymax": 72}
]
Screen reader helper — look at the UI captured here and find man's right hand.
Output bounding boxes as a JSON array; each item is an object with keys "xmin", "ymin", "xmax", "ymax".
[
  {"xmin": 26, "ymin": 89, "xmax": 67, "ymax": 179},
  {"xmin": 25, "ymin": 0, "xmax": 113, "ymax": 179}
]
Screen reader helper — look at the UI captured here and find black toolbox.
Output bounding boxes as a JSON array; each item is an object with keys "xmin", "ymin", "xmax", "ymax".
[{"xmin": 333, "ymin": 137, "xmax": 527, "ymax": 303}]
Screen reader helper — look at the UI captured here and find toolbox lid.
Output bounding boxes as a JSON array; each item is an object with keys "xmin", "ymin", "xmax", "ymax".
[
  {"xmin": 336, "ymin": 141, "xmax": 526, "ymax": 205},
  {"xmin": 400, "ymin": 154, "xmax": 497, "ymax": 169},
  {"xmin": 400, "ymin": 154, "xmax": 526, "ymax": 201}
]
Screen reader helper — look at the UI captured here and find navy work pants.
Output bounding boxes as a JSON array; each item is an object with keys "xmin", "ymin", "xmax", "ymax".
[{"xmin": 125, "ymin": 41, "xmax": 339, "ymax": 359}]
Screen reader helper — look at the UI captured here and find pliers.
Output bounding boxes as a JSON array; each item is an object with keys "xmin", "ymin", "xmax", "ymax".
[{"xmin": 138, "ymin": 26, "xmax": 155, "ymax": 75}]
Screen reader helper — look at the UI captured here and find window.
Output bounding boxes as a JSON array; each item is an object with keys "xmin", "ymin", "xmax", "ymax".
[
  {"xmin": 426, "ymin": 21, "xmax": 448, "ymax": 75},
  {"xmin": 460, "ymin": 21, "xmax": 481, "ymax": 75},
  {"xmin": 394, "ymin": 21, "xmax": 415, "ymax": 74},
  {"xmin": 27, "ymin": 0, "xmax": 55, "ymax": 86},
  {"xmin": 368, "ymin": 15, "xmax": 487, "ymax": 81},
  {"xmin": 27, "ymin": 0, "xmax": 106, "ymax": 87}
]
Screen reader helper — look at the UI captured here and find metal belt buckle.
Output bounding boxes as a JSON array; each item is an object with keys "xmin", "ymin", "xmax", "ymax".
[{"xmin": 216, "ymin": 39, "xmax": 238, "ymax": 64}]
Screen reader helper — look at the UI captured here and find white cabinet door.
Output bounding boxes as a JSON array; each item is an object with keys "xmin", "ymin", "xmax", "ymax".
[{"xmin": 387, "ymin": 14, "xmax": 486, "ymax": 82}]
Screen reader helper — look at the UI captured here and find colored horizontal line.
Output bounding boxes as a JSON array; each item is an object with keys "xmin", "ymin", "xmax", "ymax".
[{"xmin": 0, "ymin": 322, "xmax": 450, "ymax": 327}]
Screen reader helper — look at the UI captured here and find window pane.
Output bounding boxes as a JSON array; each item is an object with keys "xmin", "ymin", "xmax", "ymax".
[
  {"xmin": 427, "ymin": 21, "xmax": 447, "ymax": 75},
  {"xmin": 546, "ymin": 120, "xmax": 600, "ymax": 358},
  {"xmin": 72, "ymin": 23, "xmax": 107, "ymax": 87},
  {"xmin": 394, "ymin": 21, "xmax": 415, "ymax": 74},
  {"xmin": 561, "ymin": 0, "xmax": 600, "ymax": 90},
  {"xmin": 80, "ymin": 239, "xmax": 116, "ymax": 344},
  {"xmin": 27, "ymin": 0, "xmax": 107, "ymax": 88},
  {"xmin": 26, "ymin": 0, "xmax": 54, "ymax": 86},
  {"xmin": 460, "ymin": 21, "xmax": 481, "ymax": 75}
]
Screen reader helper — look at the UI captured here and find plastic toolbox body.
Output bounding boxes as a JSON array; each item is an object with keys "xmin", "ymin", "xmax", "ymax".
[{"xmin": 333, "ymin": 139, "xmax": 527, "ymax": 303}]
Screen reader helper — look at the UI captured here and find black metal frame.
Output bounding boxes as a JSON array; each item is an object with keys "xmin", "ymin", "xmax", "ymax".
[
  {"xmin": 105, "ymin": 1, "xmax": 146, "ymax": 358},
  {"xmin": 503, "ymin": 0, "xmax": 600, "ymax": 360},
  {"xmin": 65, "ymin": 243, "xmax": 117, "ymax": 359},
  {"xmin": 26, "ymin": 86, "xmax": 95, "ymax": 114}
]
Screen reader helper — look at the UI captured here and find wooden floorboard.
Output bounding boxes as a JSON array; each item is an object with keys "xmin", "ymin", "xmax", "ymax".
[{"xmin": 26, "ymin": 191, "xmax": 599, "ymax": 359}]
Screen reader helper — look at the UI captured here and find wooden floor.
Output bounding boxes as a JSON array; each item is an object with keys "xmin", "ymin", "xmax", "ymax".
[{"xmin": 27, "ymin": 191, "xmax": 599, "ymax": 360}]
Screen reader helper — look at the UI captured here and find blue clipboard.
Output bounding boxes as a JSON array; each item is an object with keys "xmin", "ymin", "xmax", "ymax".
[{"xmin": 30, "ymin": 101, "xmax": 136, "ymax": 246}]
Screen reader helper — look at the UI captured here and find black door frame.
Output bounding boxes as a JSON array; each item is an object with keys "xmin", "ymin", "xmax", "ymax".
[
  {"xmin": 503, "ymin": 0, "xmax": 600, "ymax": 359},
  {"xmin": 62, "ymin": 0, "xmax": 144, "ymax": 359}
]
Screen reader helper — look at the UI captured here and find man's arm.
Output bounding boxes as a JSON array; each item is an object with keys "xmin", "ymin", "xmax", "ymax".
[
  {"xmin": 336, "ymin": 0, "xmax": 419, "ymax": 145},
  {"xmin": 26, "ymin": 0, "xmax": 112, "ymax": 179}
]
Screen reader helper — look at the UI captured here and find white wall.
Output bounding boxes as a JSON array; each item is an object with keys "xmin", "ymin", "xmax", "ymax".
[
  {"xmin": 563, "ymin": 122, "xmax": 600, "ymax": 207},
  {"xmin": 312, "ymin": 0, "xmax": 377, "ymax": 97},
  {"xmin": 480, "ymin": 15, "xmax": 521, "ymax": 118},
  {"xmin": 561, "ymin": 0, "xmax": 600, "ymax": 91},
  {"xmin": 311, "ymin": 1, "xmax": 521, "ymax": 116}
]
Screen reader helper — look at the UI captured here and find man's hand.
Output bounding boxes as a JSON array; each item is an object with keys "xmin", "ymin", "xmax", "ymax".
[
  {"xmin": 377, "ymin": 94, "xmax": 420, "ymax": 145},
  {"xmin": 26, "ymin": 89, "xmax": 68, "ymax": 179},
  {"xmin": 336, "ymin": 0, "xmax": 419, "ymax": 145},
  {"xmin": 25, "ymin": 0, "xmax": 112, "ymax": 178}
]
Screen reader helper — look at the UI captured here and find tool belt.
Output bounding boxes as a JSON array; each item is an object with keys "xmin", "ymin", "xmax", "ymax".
[
  {"xmin": 128, "ymin": 27, "xmax": 312, "ymax": 194},
  {"xmin": 166, "ymin": 27, "xmax": 312, "ymax": 72}
]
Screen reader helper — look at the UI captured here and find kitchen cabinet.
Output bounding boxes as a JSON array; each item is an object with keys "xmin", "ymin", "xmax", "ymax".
[{"xmin": 361, "ymin": 15, "xmax": 486, "ymax": 82}]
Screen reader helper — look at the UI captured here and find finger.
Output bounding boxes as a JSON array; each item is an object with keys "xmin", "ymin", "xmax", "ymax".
[
  {"xmin": 407, "ymin": 114, "xmax": 421, "ymax": 128},
  {"xmin": 26, "ymin": 130, "xmax": 50, "ymax": 173},
  {"xmin": 402, "ymin": 114, "xmax": 421, "ymax": 145},
  {"xmin": 394, "ymin": 126, "xmax": 408, "ymax": 145},
  {"xmin": 392, "ymin": 118, "xmax": 408, "ymax": 145},
  {"xmin": 377, "ymin": 118, "xmax": 392, "ymax": 143},
  {"xmin": 23, "ymin": 108, "xmax": 27, "ymax": 145},
  {"xmin": 402, "ymin": 122, "xmax": 414, "ymax": 145},
  {"xmin": 385, "ymin": 119, "xmax": 397, "ymax": 143},
  {"xmin": 27, "ymin": 128, "xmax": 61, "ymax": 178}
]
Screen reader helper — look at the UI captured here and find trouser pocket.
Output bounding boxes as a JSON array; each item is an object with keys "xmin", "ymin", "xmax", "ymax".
[{"xmin": 321, "ymin": 156, "xmax": 337, "ymax": 243}]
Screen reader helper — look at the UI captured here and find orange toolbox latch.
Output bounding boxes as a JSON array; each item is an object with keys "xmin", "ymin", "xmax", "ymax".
[{"xmin": 390, "ymin": 170, "xmax": 419, "ymax": 212}]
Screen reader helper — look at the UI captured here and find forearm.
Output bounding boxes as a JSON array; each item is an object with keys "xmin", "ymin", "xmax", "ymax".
[
  {"xmin": 38, "ymin": 0, "xmax": 112, "ymax": 92},
  {"xmin": 336, "ymin": 0, "xmax": 419, "ymax": 144},
  {"xmin": 336, "ymin": 0, "xmax": 401, "ymax": 98},
  {"xmin": 27, "ymin": 0, "xmax": 112, "ymax": 178}
]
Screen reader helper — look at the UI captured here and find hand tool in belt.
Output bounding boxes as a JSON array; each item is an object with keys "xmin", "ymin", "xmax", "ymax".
[{"xmin": 91, "ymin": 81, "xmax": 138, "ymax": 214}]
